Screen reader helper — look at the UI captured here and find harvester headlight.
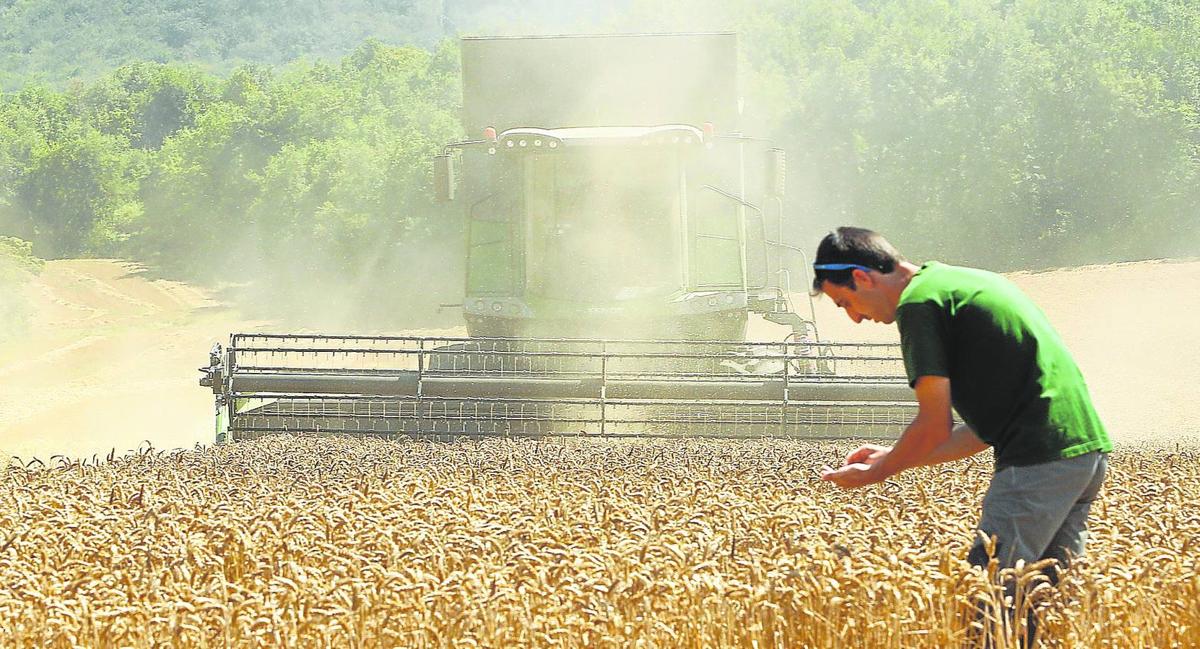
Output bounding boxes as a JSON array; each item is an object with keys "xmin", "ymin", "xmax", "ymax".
[
  {"xmin": 548, "ymin": 141, "xmax": 558, "ymax": 149},
  {"xmin": 492, "ymin": 302, "xmax": 504, "ymax": 312},
  {"xmin": 487, "ymin": 147, "xmax": 496, "ymax": 155},
  {"xmin": 684, "ymin": 137, "xmax": 693, "ymax": 144},
  {"xmin": 534, "ymin": 140, "xmax": 542, "ymax": 147},
  {"xmin": 724, "ymin": 294, "xmax": 735, "ymax": 305},
  {"xmin": 707, "ymin": 296, "xmax": 719, "ymax": 307},
  {"xmin": 519, "ymin": 139, "xmax": 527, "ymax": 147}
]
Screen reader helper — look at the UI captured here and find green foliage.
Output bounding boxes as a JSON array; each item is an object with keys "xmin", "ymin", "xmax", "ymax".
[
  {"xmin": 8, "ymin": 123, "xmax": 145, "ymax": 258},
  {"xmin": 0, "ymin": 0, "xmax": 444, "ymax": 92},
  {"xmin": 74, "ymin": 62, "xmax": 217, "ymax": 149},
  {"xmin": 137, "ymin": 99, "xmax": 271, "ymax": 275},
  {"xmin": 132, "ymin": 41, "xmax": 460, "ymax": 286},
  {"xmin": 0, "ymin": 235, "xmax": 43, "ymax": 272},
  {"xmin": 49, "ymin": 41, "xmax": 464, "ymax": 323}
]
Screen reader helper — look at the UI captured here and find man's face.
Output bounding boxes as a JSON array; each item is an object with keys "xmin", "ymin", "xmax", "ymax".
[{"xmin": 821, "ymin": 276, "xmax": 898, "ymax": 325}]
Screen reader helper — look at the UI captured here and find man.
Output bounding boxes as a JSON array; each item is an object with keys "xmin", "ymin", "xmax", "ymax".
[{"xmin": 813, "ymin": 226, "xmax": 1111, "ymax": 578}]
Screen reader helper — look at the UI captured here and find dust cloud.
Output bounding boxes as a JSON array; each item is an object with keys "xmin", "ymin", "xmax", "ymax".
[
  {"xmin": 1, "ymin": 258, "xmax": 1196, "ymax": 459},
  {"xmin": 214, "ymin": 230, "xmax": 467, "ymax": 335},
  {"xmin": 0, "ymin": 260, "xmax": 272, "ymax": 460}
]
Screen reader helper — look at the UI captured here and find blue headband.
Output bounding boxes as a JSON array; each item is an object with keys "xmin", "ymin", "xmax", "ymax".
[{"xmin": 813, "ymin": 263, "xmax": 876, "ymax": 273}]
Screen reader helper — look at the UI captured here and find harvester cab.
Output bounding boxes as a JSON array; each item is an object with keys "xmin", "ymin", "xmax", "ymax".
[
  {"xmin": 200, "ymin": 34, "xmax": 916, "ymax": 443},
  {"xmin": 441, "ymin": 123, "xmax": 791, "ymax": 342}
]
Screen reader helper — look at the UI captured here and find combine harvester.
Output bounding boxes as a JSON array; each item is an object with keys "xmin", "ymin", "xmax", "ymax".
[{"xmin": 200, "ymin": 33, "xmax": 915, "ymax": 442}]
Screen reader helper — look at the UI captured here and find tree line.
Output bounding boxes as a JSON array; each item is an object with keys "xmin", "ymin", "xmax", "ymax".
[
  {"xmin": 0, "ymin": 40, "xmax": 464, "ymax": 324},
  {"xmin": 0, "ymin": 0, "xmax": 628, "ymax": 92}
]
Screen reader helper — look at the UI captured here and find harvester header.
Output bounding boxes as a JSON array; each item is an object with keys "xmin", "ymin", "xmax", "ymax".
[{"xmin": 201, "ymin": 334, "xmax": 915, "ymax": 443}]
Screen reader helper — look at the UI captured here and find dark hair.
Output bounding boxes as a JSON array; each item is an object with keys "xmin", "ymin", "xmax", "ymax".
[{"xmin": 811, "ymin": 227, "xmax": 906, "ymax": 293}]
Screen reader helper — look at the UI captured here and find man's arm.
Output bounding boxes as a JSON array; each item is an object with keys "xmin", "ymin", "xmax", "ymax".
[
  {"xmin": 916, "ymin": 422, "xmax": 990, "ymax": 467},
  {"xmin": 821, "ymin": 376, "xmax": 955, "ymax": 488},
  {"xmin": 839, "ymin": 422, "xmax": 989, "ymax": 470}
]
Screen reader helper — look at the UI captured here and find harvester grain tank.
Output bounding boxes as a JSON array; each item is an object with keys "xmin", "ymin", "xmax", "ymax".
[{"xmin": 200, "ymin": 33, "xmax": 916, "ymax": 442}]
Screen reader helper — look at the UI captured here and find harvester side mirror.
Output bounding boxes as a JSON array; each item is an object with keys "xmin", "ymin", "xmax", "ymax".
[
  {"xmin": 433, "ymin": 154, "xmax": 456, "ymax": 202},
  {"xmin": 766, "ymin": 148, "xmax": 786, "ymax": 198}
]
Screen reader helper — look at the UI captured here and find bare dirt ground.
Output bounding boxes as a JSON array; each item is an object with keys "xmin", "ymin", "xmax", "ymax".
[
  {"xmin": 1, "ymin": 258, "xmax": 1195, "ymax": 458},
  {"xmin": 0, "ymin": 260, "xmax": 268, "ymax": 459}
]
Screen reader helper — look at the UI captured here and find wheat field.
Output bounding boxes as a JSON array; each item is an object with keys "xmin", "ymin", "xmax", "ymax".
[{"xmin": 1, "ymin": 436, "xmax": 1197, "ymax": 648}]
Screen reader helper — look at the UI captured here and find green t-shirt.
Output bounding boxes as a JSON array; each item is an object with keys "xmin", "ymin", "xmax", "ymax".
[{"xmin": 896, "ymin": 262, "xmax": 1112, "ymax": 467}]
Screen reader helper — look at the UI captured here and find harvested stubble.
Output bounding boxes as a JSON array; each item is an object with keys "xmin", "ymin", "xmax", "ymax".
[{"xmin": 0, "ymin": 437, "xmax": 1197, "ymax": 648}]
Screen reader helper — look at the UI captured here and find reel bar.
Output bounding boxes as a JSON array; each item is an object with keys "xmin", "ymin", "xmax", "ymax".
[{"xmin": 230, "ymin": 372, "xmax": 914, "ymax": 402}]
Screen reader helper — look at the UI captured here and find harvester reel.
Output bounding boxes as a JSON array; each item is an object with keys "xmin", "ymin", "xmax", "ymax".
[{"xmin": 204, "ymin": 333, "xmax": 913, "ymax": 442}]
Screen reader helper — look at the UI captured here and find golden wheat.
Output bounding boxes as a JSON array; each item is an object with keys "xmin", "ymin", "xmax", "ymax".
[{"xmin": 0, "ymin": 436, "xmax": 1196, "ymax": 648}]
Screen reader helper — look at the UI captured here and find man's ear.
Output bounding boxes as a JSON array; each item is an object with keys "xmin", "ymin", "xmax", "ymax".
[{"xmin": 851, "ymin": 267, "xmax": 874, "ymax": 289}]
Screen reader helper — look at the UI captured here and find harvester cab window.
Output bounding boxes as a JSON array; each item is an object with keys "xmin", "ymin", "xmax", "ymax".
[
  {"xmin": 524, "ymin": 149, "xmax": 681, "ymax": 302},
  {"xmin": 690, "ymin": 189, "xmax": 744, "ymax": 289},
  {"xmin": 465, "ymin": 154, "xmax": 522, "ymax": 296}
]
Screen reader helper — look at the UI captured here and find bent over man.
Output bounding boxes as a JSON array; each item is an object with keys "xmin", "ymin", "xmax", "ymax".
[{"xmin": 813, "ymin": 226, "xmax": 1111, "ymax": 577}]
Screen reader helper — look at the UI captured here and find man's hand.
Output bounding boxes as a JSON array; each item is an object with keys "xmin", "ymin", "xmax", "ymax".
[
  {"xmin": 845, "ymin": 444, "xmax": 892, "ymax": 466},
  {"xmin": 820, "ymin": 461, "xmax": 886, "ymax": 488},
  {"xmin": 819, "ymin": 445, "xmax": 892, "ymax": 488},
  {"xmin": 820, "ymin": 377, "xmax": 955, "ymax": 489}
]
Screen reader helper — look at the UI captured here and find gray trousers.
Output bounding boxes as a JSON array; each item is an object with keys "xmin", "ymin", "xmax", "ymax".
[{"xmin": 968, "ymin": 451, "xmax": 1108, "ymax": 574}]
